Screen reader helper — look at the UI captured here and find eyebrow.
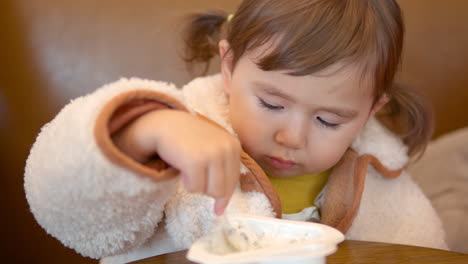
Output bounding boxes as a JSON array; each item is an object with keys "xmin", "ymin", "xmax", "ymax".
[
  {"xmin": 320, "ymin": 106, "xmax": 358, "ymax": 118},
  {"xmin": 254, "ymin": 81, "xmax": 296, "ymax": 102},
  {"xmin": 254, "ymin": 81, "xmax": 358, "ymax": 118}
]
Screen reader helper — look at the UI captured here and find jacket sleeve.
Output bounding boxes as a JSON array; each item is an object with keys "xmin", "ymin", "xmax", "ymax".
[
  {"xmin": 346, "ymin": 169, "xmax": 449, "ymax": 250},
  {"xmin": 24, "ymin": 78, "xmax": 189, "ymax": 259},
  {"xmin": 345, "ymin": 118, "xmax": 448, "ymax": 250}
]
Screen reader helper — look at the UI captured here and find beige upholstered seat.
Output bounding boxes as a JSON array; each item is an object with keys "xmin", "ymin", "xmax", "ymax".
[{"xmin": 409, "ymin": 127, "xmax": 468, "ymax": 253}]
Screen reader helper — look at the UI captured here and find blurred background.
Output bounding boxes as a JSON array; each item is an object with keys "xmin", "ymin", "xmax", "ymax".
[{"xmin": 1, "ymin": 0, "xmax": 467, "ymax": 263}]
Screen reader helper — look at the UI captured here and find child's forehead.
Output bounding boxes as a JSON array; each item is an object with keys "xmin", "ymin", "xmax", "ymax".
[
  {"xmin": 240, "ymin": 35, "xmax": 376, "ymax": 80},
  {"xmin": 238, "ymin": 58, "xmax": 374, "ymax": 100},
  {"xmin": 242, "ymin": 45, "xmax": 374, "ymax": 88}
]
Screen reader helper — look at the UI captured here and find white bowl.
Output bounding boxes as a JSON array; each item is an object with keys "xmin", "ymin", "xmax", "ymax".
[{"xmin": 186, "ymin": 214, "xmax": 344, "ymax": 264}]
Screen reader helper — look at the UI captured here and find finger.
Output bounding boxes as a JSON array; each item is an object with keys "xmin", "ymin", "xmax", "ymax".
[
  {"xmin": 213, "ymin": 144, "xmax": 239, "ymax": 216},
  {"xmin": 214, "ymin": 197, "xmax": 229, "ymax": 216},
  {"xmin": 182, "ymin": 159, "xmax": 206, "ymax": 193},
  {"xmin": 224, "ymin": 145, "xmax": 241, "ymax": 201},
  {"xmin": 189, "ymin": 162, "xmax": 207, "ymax": 194},
  {"xmin": 206, "ymin": 156, "xmax": 225, "ymax": 199}
]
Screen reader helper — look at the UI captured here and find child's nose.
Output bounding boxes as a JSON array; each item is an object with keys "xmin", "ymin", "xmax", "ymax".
[{"xmin": 274, "ymin": 122, "xmax": 307, "ymax": 149}]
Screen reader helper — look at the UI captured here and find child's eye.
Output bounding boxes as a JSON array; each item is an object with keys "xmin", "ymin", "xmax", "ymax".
[
  {"xmin": 257, "ymin": 97, "xmax": 284, "ymax": 110},
  {"xmin": 317, "ymin": 116, "xmax": 339, "ymax": 128}
]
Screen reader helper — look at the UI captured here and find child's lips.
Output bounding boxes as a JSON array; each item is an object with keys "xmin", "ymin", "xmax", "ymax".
[{"xmin": 267, "ymin": 156, "xmax": 296, "ymax": 169}]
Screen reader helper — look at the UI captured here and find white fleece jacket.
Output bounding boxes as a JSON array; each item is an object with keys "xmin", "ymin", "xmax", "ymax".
[{"xmin": 24, "ymin": 74, "xmax": 447, "ymax": 264}]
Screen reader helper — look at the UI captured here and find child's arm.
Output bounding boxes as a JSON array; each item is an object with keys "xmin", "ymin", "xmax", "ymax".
[
  {"xmin": 24, "ymin": 78, "xmax": 241, "ymax": 259},
  {"xmin": 113, "ymin": 108, "xmax": 241, "ymax": 214}
]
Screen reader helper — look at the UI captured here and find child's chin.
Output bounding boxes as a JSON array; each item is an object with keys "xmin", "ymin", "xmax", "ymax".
[{"xmin": 264, "ymin": 167, "xmax": 302, "ymax": 178}]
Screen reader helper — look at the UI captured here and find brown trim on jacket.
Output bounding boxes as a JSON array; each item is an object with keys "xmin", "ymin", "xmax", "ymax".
[
  {"xmin": 239, "ymin": 152, "xmax": 282, "ymax": 218},
  {"xmin": 320, "ymin": 149, "xmax": 403, "ymax": 233},
  {"xmin": 94, "ymin": 90, "xmax": 188, "ymax": 181},
  {"xmin": 196, "ymin": 114, "xmax": 282, "ymax": 218}
]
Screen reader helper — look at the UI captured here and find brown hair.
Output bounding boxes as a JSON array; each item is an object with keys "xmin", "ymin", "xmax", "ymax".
[{"xmin": 183, "ymin": 0, "xmax": 433, "ymax": 157}]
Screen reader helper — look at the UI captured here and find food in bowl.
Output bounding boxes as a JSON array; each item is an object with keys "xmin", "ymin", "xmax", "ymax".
[{"xmin": 187, "ymin": 214, "xmax": 344, "ymax": 264}]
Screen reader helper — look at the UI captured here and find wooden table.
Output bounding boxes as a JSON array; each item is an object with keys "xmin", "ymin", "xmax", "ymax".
[{"xmin": 130, "ymin": 240, "xmax": 468, "ymax": 264}]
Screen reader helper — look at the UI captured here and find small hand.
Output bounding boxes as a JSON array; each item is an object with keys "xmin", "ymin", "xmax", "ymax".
[{"xmin": 114, "ymin": 109, "xmax": 241, "ymax": 215}]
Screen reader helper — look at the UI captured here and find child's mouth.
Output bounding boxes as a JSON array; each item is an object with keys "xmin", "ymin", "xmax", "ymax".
[{"xmin": 267, "ymin": 156, "xmax": 296, "ymax": 169}]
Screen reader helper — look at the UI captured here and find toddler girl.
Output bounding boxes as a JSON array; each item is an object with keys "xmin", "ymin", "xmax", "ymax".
[{"xmin": 24, "ymin": 0, "xmax": 447, "ymax": 263}]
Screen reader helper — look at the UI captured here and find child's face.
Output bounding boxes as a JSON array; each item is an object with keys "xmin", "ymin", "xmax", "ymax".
[{"xmin": 220, "ymin": 43, "xmax": 385, "ymax": 177}]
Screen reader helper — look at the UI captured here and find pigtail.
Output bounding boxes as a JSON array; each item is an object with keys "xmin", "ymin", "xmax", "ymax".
[
  {"xmin": 182, "ymin": 10, "xmax": 228, "ymax": 76},
  {"xmin": 382, "ymin": 83, "xmax": 434, "ymax": 159}
]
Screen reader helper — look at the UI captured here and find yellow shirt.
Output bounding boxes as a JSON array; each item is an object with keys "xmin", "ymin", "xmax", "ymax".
[{"xmin": 268, "ymin": 170, "xmax": 330, "ymax": 214}]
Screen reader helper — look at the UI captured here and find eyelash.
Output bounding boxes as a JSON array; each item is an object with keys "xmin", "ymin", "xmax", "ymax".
[
  {"xmin": 317, "ymin": 117, "xmax": 339, "ymax": 129},
  {"xmin": 257, "ymin": 97, "xmax": 284, "ymax": 110},
  {"xmin": 257, "ymin": 97, "xmax": 340, "ymax": 129}
]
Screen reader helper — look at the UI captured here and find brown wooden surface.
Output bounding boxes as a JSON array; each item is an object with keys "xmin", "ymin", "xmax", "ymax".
[{"xmin": 130, "ymin": 240, "xmax": 468, "ymax": 264}]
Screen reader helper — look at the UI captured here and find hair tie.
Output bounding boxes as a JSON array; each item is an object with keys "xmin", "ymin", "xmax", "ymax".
[{"xmin": 227, "ymin": 14, "xmax": 234, "ymax": 22}]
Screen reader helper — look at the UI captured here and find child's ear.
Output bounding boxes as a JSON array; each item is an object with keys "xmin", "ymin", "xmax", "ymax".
[
  {"xmin": 369, "ymin": 93, "xmax": 390, "ymax": 117},
  {"xmin": 219, "ymin": 39, "xmax": 233, "ymax": 95}
]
